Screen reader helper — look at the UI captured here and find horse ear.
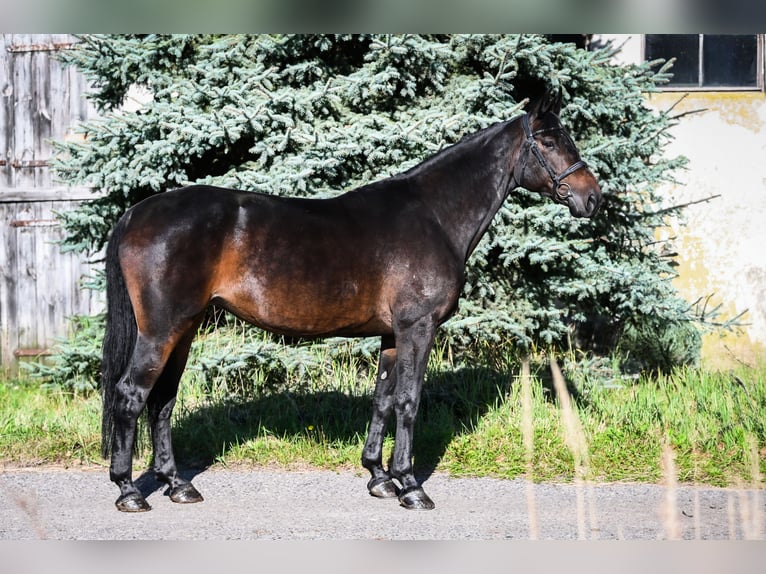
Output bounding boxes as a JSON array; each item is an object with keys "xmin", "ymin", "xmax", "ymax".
[
  {"xmin": 525, "ymin": 93, "xmax": 543, "ymax": 119},
  {"xmin": 526, "ymin": 88, "xmax": 561, "ymax": 119},
  {"xmin": 544, "ymin": 90, "xmax": 562, "ymax": 116}
]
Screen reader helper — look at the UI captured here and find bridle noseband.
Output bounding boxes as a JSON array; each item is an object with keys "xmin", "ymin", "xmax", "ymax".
[{"xmin": 521, "ymin": 113, "xmax": 587, "ymax": 203}]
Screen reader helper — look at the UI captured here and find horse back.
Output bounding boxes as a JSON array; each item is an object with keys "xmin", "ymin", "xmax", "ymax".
[{"xmin": 117, "ymin": 184, "xmax": 464, "ymax": 338}]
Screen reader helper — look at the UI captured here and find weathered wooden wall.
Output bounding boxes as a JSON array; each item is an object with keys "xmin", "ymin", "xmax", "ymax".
[{"xmin": 0, "ymin": 34, "xmax": 104, "ymax": 372}]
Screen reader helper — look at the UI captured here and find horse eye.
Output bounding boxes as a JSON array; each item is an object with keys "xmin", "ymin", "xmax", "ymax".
[{"xmin": 542, "ymin": 139, "xmax": 556, "ymax": 150}]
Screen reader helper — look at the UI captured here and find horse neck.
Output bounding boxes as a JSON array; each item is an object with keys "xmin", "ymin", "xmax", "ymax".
[{"xmin": 408, "ymin": 119, "xmax": 522, "ymax": 261}]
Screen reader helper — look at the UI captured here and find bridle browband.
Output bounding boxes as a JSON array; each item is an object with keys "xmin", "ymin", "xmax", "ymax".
[{"xmin": 521, "ymin": 113, "xmax": 588, "ymax": 203}]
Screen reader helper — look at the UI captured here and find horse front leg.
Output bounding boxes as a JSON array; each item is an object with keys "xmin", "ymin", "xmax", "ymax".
[
  {"xmin": 390, "ymin": 315, "xmax": 437, "ymax": 510},
  {"xmin": 362, "ymin": 336, "xmax": 399, "ymax": 498}
]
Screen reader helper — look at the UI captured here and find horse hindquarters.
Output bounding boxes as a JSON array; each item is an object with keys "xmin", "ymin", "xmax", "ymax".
[{"xmin": 101, "ymin": 215, "xmax": 156, "ymax": 511}]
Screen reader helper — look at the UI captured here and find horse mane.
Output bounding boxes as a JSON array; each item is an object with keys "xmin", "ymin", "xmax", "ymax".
[{"xmin": 398, "ymin": 118, "xmax": 517, "ymax": 179}]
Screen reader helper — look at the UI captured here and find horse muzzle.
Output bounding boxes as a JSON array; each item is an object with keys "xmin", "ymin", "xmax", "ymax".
[{"xmin": 565, "ymin": 185, "xmax": 602, "ymax": 218}]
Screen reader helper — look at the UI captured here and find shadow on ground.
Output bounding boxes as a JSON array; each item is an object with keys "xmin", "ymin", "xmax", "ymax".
[{"xmin": 158, "ymin": 364, "xmax": 522, "ymax": 490}]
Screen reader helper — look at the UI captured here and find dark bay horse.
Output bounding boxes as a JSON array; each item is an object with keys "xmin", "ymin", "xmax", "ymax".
[{"xmin": 101, "ymin": 93, "xmax": 601, "ymax": 512}]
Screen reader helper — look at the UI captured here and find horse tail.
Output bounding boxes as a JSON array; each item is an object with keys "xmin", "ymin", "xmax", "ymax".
[{"xmin": 100, "ymin": 213, "xmax": 136, "ymax": 459}]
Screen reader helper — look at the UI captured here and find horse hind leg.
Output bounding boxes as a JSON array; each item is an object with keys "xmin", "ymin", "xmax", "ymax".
[
  {"xmin": 147, "ymin": 322, "xmax": 204, "ymax": 505},
  {"xmin": 109, "ymin": 333, "xmax": 179, "ymax": 512},
  {"xmin": 110, "ymin": 324, "xmax": 200, "ymax": 512},
  {"xmin": 362, "ymin": 336, "xmax": 399, "ymax": 499}
]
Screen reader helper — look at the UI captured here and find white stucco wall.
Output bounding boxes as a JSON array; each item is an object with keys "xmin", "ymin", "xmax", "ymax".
[{"xmin": 597, "ymin": 34, "xmax": 766, "ymax": 367}]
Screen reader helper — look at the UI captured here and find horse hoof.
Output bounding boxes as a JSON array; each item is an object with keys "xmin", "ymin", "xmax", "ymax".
[
  {"xmin": 368, "ymin": 477, "xmax": 399, "ymax": 499},
  {"xmin": 169, "ymin": 483, "xmax": 204, "ymax": 504},
  {"xmin": 398, "ymin": 486, "xmax": 435, "ymax": 510},
  {"xmin": 116, "ymin": 493, "xmax": 152, "ymax": 512}
]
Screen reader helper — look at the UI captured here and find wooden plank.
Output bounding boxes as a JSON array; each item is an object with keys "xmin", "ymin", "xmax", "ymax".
[
  {"xmin": 13, "ymin": 201, "xmax": 37, "ymax": 354},
  {"xmin": 10, "ymin": 218, "xmax": 59, "ymax": 228},
  {"xmin": 10, "ymin": 159, "xmax": 49, "ymax": 168},
  {"xmin": 0, "ymin": 186, "xmax": 102, "ymax": 202},
  {"xmin": 11, "ymin": 38, "xmax": 35, "ymax": 190},
  {"xmin": 13, "ymin": 348, "xmax": 54, "ymax": 357},
  {"xmin": 31, "ymin": 201, "xmax": 64, "ymax": 360},
  {"xmin": 0, "ymin": 34, "xmax": 14, "ymax": 188},
  {"xmin": 34, "ymin": 44, "xmax": 53, "ymax": 189},
  {"xmin": 6, "ymin": 42, "xmax": 77, "ymax": 53},
  {"xmin": 0, "ymin": 203, "xmax": 21, "ymax": 368},
  {"xmin": 50, "ymin": 34, "xmax": 73, "ymax": 188},
  {"xmin": 69, "ymin": 53, "xmax": 95, "ymax": 123},
  {"xmin": 0, "ymin": 202, "xmax": 17, "ymax": 370}
]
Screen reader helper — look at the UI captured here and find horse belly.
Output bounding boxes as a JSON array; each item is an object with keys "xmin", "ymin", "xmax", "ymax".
[{"xmin": 214, "ymin": 273, "xmax": 392, "ymax": 338}]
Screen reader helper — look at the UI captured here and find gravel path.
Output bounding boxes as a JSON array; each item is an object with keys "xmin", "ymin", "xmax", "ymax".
[{"xmin": 0, "ymin": 466, "xmax": 763, "ymax": 540}]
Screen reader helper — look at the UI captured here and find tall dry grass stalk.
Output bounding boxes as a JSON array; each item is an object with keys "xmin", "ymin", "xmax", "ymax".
[
  {"xmin": 660, "ymin": 441, "xmax": 681, "ymax": 540},
  {"xmin": 726, "ymin": 435, "xmax": 764, "ymax": 540},
  {"xmin": 549, "ymin": 353, "xmax": 598, "ymax": 539},
  {"xmin": 727, "ymin": 490, "xmax": 737, "ymax": 539},
  {"xmin": 520, "ymin": 357, "xmax": 538, "ymax": 539},
  {"xmin": 693, "ymin": 489, "xmax": 701, "ymax": 540},
  {"xmin": 740, "ymin": 434, "xmax": 764, "ymax": 540}
]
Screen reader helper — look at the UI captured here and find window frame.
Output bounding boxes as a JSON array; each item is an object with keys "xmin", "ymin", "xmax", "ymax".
[{"xmin": 643, "ymin": 34, "xmax": 764, "ymax": 92}]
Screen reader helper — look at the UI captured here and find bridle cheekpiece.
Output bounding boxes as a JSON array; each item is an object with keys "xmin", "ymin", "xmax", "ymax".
[{"xmin": 521, "ymin": 113, "xmax": 588, "ymax": 203}]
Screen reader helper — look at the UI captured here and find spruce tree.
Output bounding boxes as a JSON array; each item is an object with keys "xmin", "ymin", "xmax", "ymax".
[{"xmin": 50, "ymin": 34, "xmax": 696, "ymax": 385}]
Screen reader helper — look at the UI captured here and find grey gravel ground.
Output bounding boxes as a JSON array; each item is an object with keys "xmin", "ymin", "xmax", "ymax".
[{"xmin": 0, "ymin": 466, "xmax": 763, "ymax": 540}]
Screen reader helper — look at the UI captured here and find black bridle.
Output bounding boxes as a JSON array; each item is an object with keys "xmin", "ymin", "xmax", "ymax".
[{"xmin": 521, "ymin": 113, "xmax": 588, "ymax": 203}]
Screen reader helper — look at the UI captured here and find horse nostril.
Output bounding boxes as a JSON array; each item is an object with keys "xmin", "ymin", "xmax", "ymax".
[{"xmin": 586, "ymin": 192, "xmax": 598, "ymax": 214}]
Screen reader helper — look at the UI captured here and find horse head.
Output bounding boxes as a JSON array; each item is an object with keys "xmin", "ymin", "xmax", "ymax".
[{"xmin": 516, "ymin": 91, "xmax": 602, "ymax": 218}]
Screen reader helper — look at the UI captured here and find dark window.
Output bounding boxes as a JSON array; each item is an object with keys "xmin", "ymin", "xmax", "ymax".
[
  {"xmin": 645, "ymin": 34, "xmax": 761, "ymax": 89},
  {"xmin": 703, "ymin": 35, "xmax": 758, "ymax": 87}
]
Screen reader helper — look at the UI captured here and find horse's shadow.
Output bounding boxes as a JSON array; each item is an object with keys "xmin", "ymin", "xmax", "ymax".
[{"xmin": 133, "ymin": 364, "xmax": 523, "ymax": 500}]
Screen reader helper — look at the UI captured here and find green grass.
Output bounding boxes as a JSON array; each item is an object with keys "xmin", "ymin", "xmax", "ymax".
[
  {"xmin": 1, "ymin": 344, "xmax": 764, "ymax": 488},
  {"xmin": 581, "ymin": 367, "xmax": 766, "ymax": 485},
  {"xmin": 0, "ymin": 378, "xmax": 103, "ymax": 466}
]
